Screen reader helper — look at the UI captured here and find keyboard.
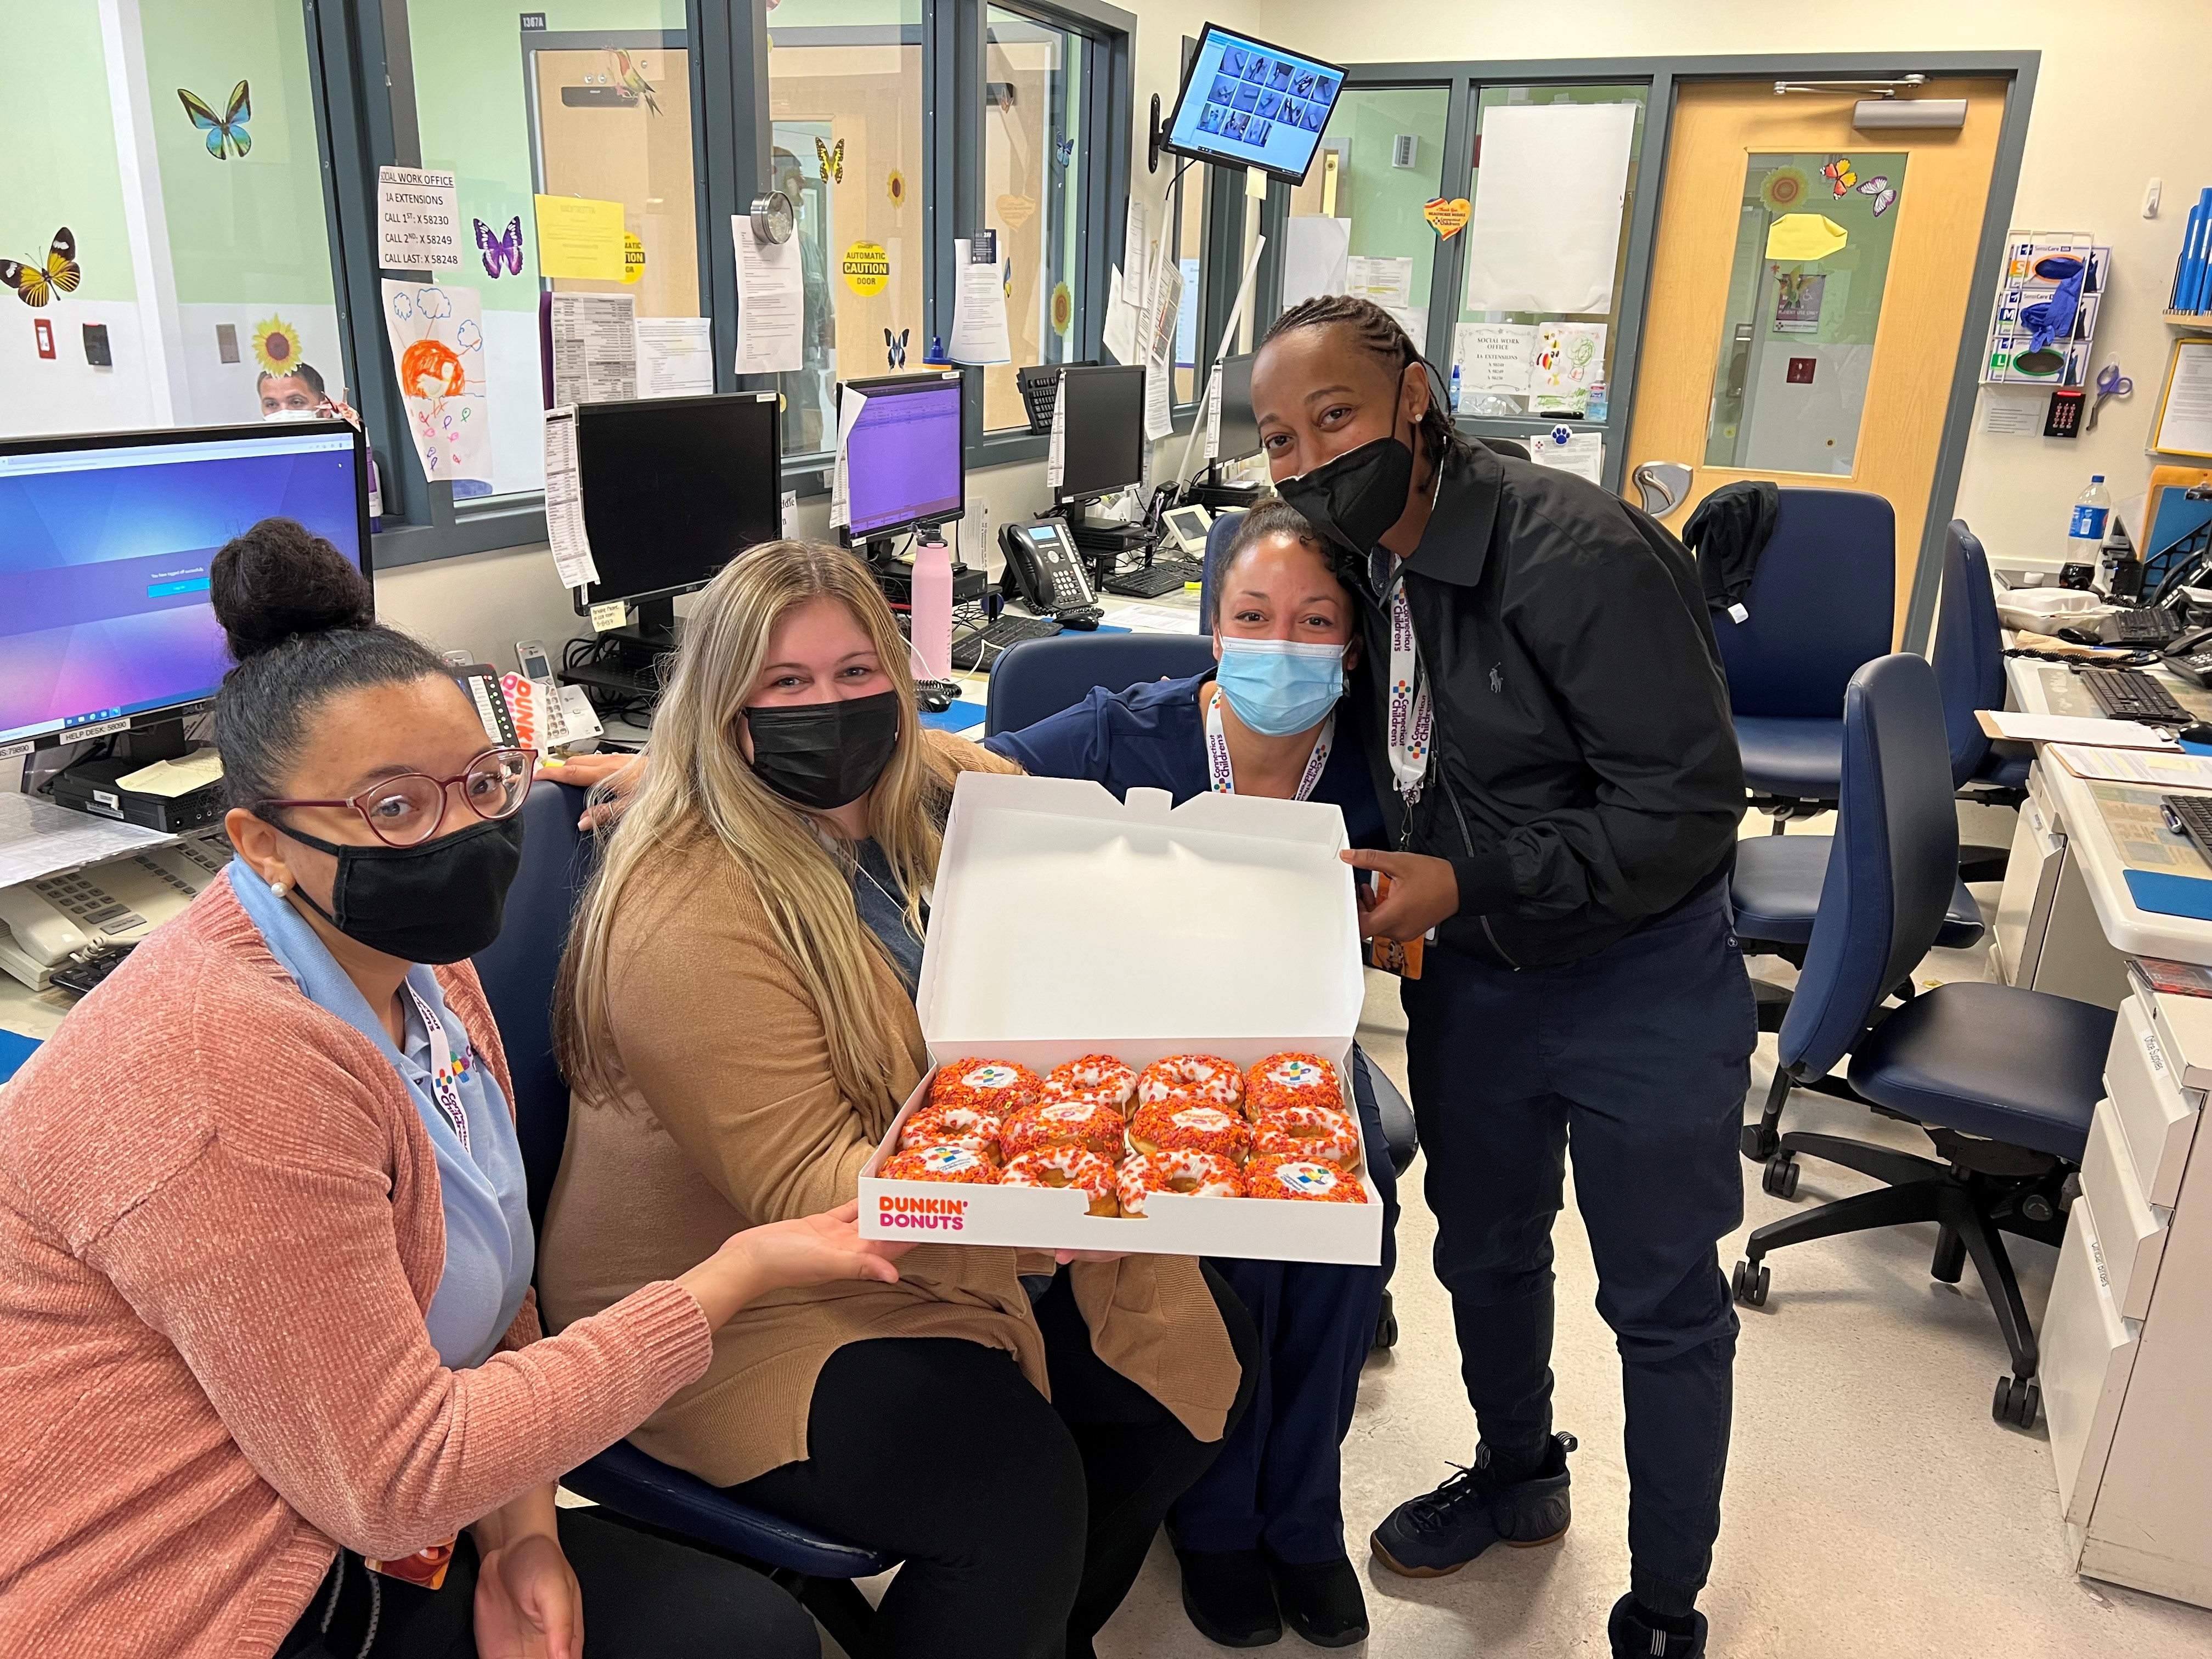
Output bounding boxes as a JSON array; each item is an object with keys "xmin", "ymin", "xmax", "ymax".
[
  {"xmin": 1104, "ymin": 558, "xmax": 1206, "ymax": 598},
  {"xmin": 951, "ymin": 612, "xmax": 1062, "ymax": 672},
  {"xmin": 2079, "ymin": 666, "xmax": 2194, "ymax": 725},
  {"xmin": 2099, "ymin": 607, "xmax": 2186, "ymax": 646},
  {"xmin": 2162, "ymin": 793, "xmax": 2212, "ymax": 860},
  {"xmin": 49, "ymin": 944, "xmax": 133, "ymax": 998}
]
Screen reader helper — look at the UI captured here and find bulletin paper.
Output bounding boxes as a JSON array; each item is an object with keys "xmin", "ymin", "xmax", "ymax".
[
  {"xmin": 634, "ymin": 316, "xmax": 714, "ymax": 398},
  {"xmin": 381, "ymin": 279, "xmax": 492, "ymax": 487},
  {"xmin": 1462, "ymin": 102, "xmax": 1637, "ymax": 314},
  {"xmin": 1454, "ymin": 322, "xmax": 1537, "ymax": 394},
  {"xmin": 541, "ymin": 406, "xmax": 599, "ymax": 588},
  {"xmin": 533, "ymin": 195, "xmax": 627, "ymax": 281},
  {"xmin": 734, "ymin": 218, "xmax": 805, "ymax": 376},
  {"xmin": 549, "ymin": 293, "xmax": 637, "ymax": 407},
  {"xmin": 377, "ymin": 168, "xmax": 461, "ymax": 270}
]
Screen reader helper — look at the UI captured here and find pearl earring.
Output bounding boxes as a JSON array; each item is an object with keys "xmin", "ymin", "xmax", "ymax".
[{"xmin": 269, "ymin": 879, "xmax": 287, "ymax": 898}]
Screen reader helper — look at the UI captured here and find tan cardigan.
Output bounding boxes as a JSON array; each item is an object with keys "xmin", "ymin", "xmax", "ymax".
[
  {"xmin": 538, "ymin": 731, "xmax": 1241, "ymax": 1486},
  {"xmin": 0, "ymin": 881, "xmax": 714, "ymax": 1659}
]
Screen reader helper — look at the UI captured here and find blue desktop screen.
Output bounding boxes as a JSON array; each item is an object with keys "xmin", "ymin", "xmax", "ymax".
[
  {"xmin": 0, "ymin": 430, "xmax": 362, "ymax": 747},
  {"xmin": 1164, "ymin": 26, "xmax": 1343, "ymax": 182},
  {"xmin": 846, "ymin": 380, "xmax": 964, "ymax": 538}
]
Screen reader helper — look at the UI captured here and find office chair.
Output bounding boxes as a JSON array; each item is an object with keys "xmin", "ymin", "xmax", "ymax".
[
  {"xmin": 1731, "ymin": 654, "xmax": 2112, "ymax": 1429},
  {"xmin": 473, "ymin": 781, "xmax": 892, "ymax": 1644},
  {"xmin": 1195, "ymin": 507, "xmax": 1248, "ymax": 636},
  {"xmin": 1934, "ymin": 519, "xmax": 2030, "ymax": 882},
  {"xmin": 983, "ymin": 630, "xmax": 1220, "ymax": 736},
  {"xmin": 1714, "ymin": 488, "xmax": 1895, "ymax": 826}
]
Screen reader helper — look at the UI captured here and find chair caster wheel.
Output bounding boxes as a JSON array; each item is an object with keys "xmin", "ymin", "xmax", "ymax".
[
  {"xmin": 1762, "ymin": 1153, "xmax": 1801, "ymax": 1199},
  {"xmin": 1741, "ymin": 1124, "xmax": 1779, "ymax": 1163},
  {"xmin": 1731, "ymin": 1258, "xmax": 1769, "ymax": 1307},
  {"xmin": 1373, "ymin": 1290, "xmax": 1400, "ymax": 1352},
  {"xmin": 1993, "ymin": 1374, "xmax": 2040, "ymax": 1429}
]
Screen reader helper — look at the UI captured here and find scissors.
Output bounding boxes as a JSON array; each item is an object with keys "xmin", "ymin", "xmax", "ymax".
[{"xmin": 2088, "ymin": 360, "xmax": 2133, "ymax": 431}]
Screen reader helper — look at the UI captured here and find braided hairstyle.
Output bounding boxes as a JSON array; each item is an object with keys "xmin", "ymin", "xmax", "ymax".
[{"xmin": 1260, "ymin": 292, "xmax": 1462, "ymax": 470}]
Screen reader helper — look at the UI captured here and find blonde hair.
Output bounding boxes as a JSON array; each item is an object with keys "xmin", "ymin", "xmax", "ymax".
[{"xmin": 555, "ymin": 540, "xmax": 946, "ymax": 1118}]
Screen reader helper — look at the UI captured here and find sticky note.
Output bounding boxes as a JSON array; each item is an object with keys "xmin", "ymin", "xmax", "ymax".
[
  {"xmin": 590, "ymin": 600, "xmax": 629, "ymax": 633},
  {"xmin": 1764, "ymin": 213, "xmax": 1848, "ymax": 263},
  {"xmin": 534, "ymin": 195, "xmax": 627, "ymax": 281}
]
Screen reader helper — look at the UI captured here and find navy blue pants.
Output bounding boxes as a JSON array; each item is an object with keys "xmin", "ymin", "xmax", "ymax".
[
  {"xmin": 1171, "ymin": 1049, "xmax": 1402, "ymax": 1565},
  {"xmin": 1401, "ymin": 884, "xmax": 1754, "ymax": 1617}
]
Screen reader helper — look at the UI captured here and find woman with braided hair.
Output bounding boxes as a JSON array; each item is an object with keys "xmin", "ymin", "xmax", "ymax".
[{"xmin": 1252, "ymin": 294, "xmax": 1752, "ymax": 1659}]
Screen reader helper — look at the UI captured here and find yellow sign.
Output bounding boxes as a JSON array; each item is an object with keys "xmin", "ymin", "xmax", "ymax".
[
  {"xmin": 842, "ymin": 239, "xmax": 890, "ymax": 297},
  {"xmin": 622, "ymin": 232, "xmax": 645, "ymax": 284},
  {"xmin": 1423, "ymin": 197, "xmax": 1471, "ymax": 240},
  {"xmin": 533, "ymin": 195, "xmax": 626, "ymax": 281},
  {"xmin": 1765, "ymin": 213, "xmax": 1848, "ymax": 263}
]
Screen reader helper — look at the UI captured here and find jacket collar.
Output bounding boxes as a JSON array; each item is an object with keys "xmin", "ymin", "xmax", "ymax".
[{"xmin": 1395, "ymin": 440, "xmax": 1503, "ymax": 589}]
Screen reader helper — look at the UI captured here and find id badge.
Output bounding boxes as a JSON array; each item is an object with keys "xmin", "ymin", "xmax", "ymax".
[
  {"xmin": 1364, "ymin": 874, "xmax": 1424, "ymax": 980},
  {"xmin": 365, "ymin": 1536, "xmax": 458, "ymax": 1590}
]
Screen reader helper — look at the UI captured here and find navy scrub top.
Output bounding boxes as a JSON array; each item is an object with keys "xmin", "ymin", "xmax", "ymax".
[{"xmin": 983, "ymin": 671, "xmax": 1388, "ymax": 851}]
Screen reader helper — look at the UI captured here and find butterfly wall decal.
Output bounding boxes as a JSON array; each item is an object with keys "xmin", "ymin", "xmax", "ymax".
[
  {"xmin": 1821, "ymin": 156, "xmax": 1857, "ymax": 197},
  {"xmin": 1857, "ymin": 176, "xmax": 1898, "ymax": 216},
  {"xmin": 474, "ymin": 216, "xmax": 524, "ymax": 278},
  {"xmin": 1056, "ymin": 136, "xmax": 1074, "ymax": 168},
  {"xmin": 885, "ymin": 327, "xmax": 908, "ymax": 371},
  {"xmin": 178, "ymin": 82, "xmax": 252, "ymax": 160},
  {"xmin": 817, "ymin": 137, "xmax": 845, "ymax": 184},
  {"xmin": 1, "ymin": 228, "xmax": 81, "ymax": 309}
]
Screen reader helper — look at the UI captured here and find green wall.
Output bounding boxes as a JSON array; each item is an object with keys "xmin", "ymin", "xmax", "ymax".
[
  {"xmin": 1334, "ymin": 89, "xmax": 1451, "ymax": 312},
  {"xmin": 3, "ymin": 9, "xmax": 136, "ymax": 302}
]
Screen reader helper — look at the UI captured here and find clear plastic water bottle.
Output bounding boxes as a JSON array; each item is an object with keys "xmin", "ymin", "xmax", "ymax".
[{"xmin": 2067, "ymin": 474, "xmax": 2111, "ymax": 564}]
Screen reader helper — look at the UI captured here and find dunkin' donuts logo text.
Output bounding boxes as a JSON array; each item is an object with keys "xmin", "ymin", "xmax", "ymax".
[{"xmin": 879, "ymin": 1195, "xmax": 968, "ymax": 1231}]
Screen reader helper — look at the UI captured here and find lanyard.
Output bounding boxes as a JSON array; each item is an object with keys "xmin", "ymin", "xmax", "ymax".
[
  {"xmin": 405, "ymin": 984, "xmax": 470, "ymax": 1154},
  {"xmin": 1382, "ymin": 577, "xmax": 1433, "ymax": 802},
  {"xmin": 1204, "ymin": 685, "xmax": 1333, "ymax": 801}
]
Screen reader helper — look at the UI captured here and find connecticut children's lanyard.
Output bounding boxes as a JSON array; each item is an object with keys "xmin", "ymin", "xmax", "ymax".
[
  {"xmin": 405, "ymin": 984, "xmax": 470, "ymax": 1154},
  {"xmin": 1381, "ymin": 575, "xmax": 1433, "ymax": 803},
  {"xmin": 1204, "ymin": 684, "xmax": 1333, "ymax": 801}
]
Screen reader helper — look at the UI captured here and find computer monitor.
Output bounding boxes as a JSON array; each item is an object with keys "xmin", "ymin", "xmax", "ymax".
[
  {"xmin": 0, "ymin": 421, "xmax": 367, "ymax": 754},
  {"xmin": 839, "ymin": 371, "xmax": 965, "ymax": 549},
  {"xmin": 572, "ymin": 391, "xmax": 782, "ymax": 639},
  {"xmin": 1056, "ymin": 364, "xmax": 1147, "ymax": 507},
  {"xmin": 1158, "ymin": 24, "xmax": 1346, "ymax": 186},
  {"xmin": 1215, "ymin": 353, "xmax": 1261, "ymax": 466}
]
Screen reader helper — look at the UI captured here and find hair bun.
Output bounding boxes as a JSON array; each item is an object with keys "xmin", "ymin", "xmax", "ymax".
[{"xmin": 209, "ymin": 517, "xmax": 373, "ymax": 663}]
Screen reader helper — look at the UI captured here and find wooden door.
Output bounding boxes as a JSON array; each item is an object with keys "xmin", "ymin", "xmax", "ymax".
[{"xmin": 1625, "ymin": 78, "xmax": 2009, "ymax": 639}]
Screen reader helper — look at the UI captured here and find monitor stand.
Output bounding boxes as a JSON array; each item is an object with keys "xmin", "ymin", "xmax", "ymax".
[
  {"xmin": 603, "ymin": 596, "xmax": 680, "ymax": 672},
  {"xmin": 1188, "ymin": 464, "xmax": 1262, "ymax": 512}
]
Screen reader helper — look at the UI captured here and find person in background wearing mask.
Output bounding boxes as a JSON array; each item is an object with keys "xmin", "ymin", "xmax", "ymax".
[
  {"xmin": 0, "ymin": 520, "xmax": 904, "ymax": 1658},
  {"xmin": 261, "ymin": 360, "xmax": 337, "ymax": 420},
  {"xmin": 1254, "ymin": 295, "xmax": 1751, "ymax": 1659},
  {"xmin": 986, "ymin": 500, "xmax": 1400, "ymax": 1651},
  {"xmin": 539, "ymin": 540, "xmax": 1254, "ymax": 1659}
]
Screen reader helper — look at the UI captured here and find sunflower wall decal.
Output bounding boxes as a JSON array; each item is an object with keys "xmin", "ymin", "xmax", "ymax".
[
  {"xmin": 252, "ymin": 315, "xmax": 303, "ymax": 374},
  {"xmin": 1760, "ymin": 166, "xmax": 1812, "ymax": 213},
  {"xmin": 887, "ymin": 169, "xmax": 906, "ymax": 209}
]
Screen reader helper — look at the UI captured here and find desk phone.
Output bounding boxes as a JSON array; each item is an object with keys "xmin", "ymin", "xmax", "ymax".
[
  {"xmin": 999, "ymin": 520, "xmax": 1098, "ymax": 617},
  {"xmin": 0, "ymin": 830, "xmax": 234, "ymax": 991}
]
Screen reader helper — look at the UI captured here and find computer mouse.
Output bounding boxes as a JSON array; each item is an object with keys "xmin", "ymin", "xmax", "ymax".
[
  {"xmin": 2181, "ymin": 723, "xmax": 2212, "ymax": 747},
  {"xmin": 918, "ymin": 680, "xmax": 957, "ymax": 713},
  {"xmin": 1059, "ymin": 608, "xmax": 1103, "ymax": 632}
]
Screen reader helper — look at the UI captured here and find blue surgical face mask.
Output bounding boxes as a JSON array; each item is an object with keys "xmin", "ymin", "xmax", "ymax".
[{"xmin": 1215, "ymin": 638, "xmax": 1347, "ymax": 736}]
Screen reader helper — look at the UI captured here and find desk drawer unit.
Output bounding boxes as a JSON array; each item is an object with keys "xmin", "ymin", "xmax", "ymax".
[
  {"xmin": 2081, "ymin": 1102, "xmax": 2168, "ymax": 1321},
  {"xmin": 2041, "ymin": 1192, "xmax": 2140, "ymax": 1529},
  {"xmin": 2107, "ymin": 995, "xmax": 2202, "ymax": 1208}
]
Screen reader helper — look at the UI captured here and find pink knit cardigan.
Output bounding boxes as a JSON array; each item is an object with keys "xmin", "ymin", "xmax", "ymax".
[{"xmin": 0, "ymin": 880, "xmax": 715, "ymax": 1657}]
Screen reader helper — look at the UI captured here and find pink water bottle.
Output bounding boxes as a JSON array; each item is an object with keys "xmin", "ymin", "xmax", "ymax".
[{"xmin": 911, "ymin": 532, "xmax": 955, "ymax": 682}]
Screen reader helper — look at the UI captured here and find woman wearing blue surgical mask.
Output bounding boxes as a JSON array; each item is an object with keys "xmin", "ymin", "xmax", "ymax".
[{"xmin": 986, "ymin": 501, "xmax": 1402, "ymax": 1650}]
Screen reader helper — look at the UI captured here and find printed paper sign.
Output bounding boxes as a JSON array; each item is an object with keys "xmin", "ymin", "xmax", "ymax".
[
  {"xmin": 534, "ymin": 195, "xmax": 627, "ymax": 281},
  {"xmin": 377, "ymin": 168, "xmax": 461, "ymax": 270}
]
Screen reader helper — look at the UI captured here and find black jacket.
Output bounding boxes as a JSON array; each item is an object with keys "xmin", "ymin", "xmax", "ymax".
[
  {"xmin": 1350, "ymin": 441, "xmax": 1744, "ymax": 970},
  {"xmin": 1682, "ymin": 479, "xmax": 1780, "ymax": 615}
]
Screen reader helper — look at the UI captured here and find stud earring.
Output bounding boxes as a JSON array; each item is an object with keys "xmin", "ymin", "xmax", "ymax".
[{"xmin": 269, "ymin": 879, "xmax": 287, "ymax": 898}]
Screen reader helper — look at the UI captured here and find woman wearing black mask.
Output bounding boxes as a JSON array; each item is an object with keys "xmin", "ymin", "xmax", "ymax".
[
  {"xmin": 0, "ymin": 520, "xmax": 907, "ymax": 1658},
  {"xmin": 1255, "ymin": 296, "xmax": 1752, "ymax": 1659},
  {"xmin": 539, "ymin": 540, "xmax": 1254, "ymax": 1659}
]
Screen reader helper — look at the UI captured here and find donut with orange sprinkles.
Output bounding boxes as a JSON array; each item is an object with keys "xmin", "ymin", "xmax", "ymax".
[
  {"xmin": 1128, "ymin": 1101, "xmax": 1251, "ymax": 1163},
  {"xmin": 1041, "ymin": 1054, "xmax": 1138, "ymax": 1109},
  {"xmin": 1000, "ymin": 1146, "xmax": 1120, "ymax": 1215},
  {"xmin": 930, "ymin": 1058, "xmax": 1042, "ymax": 1115},
  {"xmin": 1252, "ymin": 1103, "xmax": 1361, "ymax": 1169},
  {"xmin": 1117, "ymin": 1149, "xmax": 1247, "ymax": 1216},
  {"xmin": 1244, "ymin": 1052, "xmax": 1342, "ymax": 1118},
  {"xmin": 1245, "ymin": 1152, "xmax": 1367, "ymax": 1203},
  {"xmin": 880, "ymin": 1144, "xmax": 1000, "ymax": 1184},
  {"xmin": 1136, "ymin": 1053, "xmax": 1244, "ymax": 1110},
  {"xmin": 1001, "ymin": 1098, "xmax": 1126, "ymax": 1161},
  {"xmin": 898, "ymin": 1105, "xmax": 1004, "ymax": 1162}
]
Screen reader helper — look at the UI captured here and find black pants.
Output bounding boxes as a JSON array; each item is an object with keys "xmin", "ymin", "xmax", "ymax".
[
  {"xmin": 1402, "ymin": 883, "xmax": 1754, "ymax": 1618},
  {"xmin": 729, "ymin": 1264, "xmax": 1258, "ymax": 1659},
  {"xmin": 276, "ymin": 1504, "xmax": 818, "ymax": 1659},
  {"xmin": 1171, "ymin": 1049, "xmax": 1401, "ymax": 1564}
]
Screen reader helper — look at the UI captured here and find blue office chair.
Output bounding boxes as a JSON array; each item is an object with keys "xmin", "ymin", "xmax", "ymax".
[
  {"xmin": 1716, "ymin": 488, "xmax": 1895, "ymax": 825},
  {"xmin": 984, "ymin": 630, "xmax": 1218, "ymax": 736},
  {"xmin": 1934, "ymin": 519, "xmax": 2031, "ymax": 882},
  {"xmin": 473, "ymin": 781, "xmax": 891, "ymax": 1641},
  {"xmin": 1730, "ymin": 654, "xmax": 2112, "ymax": 1429},
  {"xmin": 1195, "ymin": 507, "xmax": 1248, "ymax": 636}
]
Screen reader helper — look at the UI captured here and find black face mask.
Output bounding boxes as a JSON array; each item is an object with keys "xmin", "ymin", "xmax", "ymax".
[
  {"xmin": 279, "ymin": 814, "xmax": 526, "ymax": 964},
  {"xmin": 744, "ymin": 689, "xmax": 901, "ymax": 811},
  {"xmin": 1276, "ymin": 425, "xmax": 1417, "ymax": 558}
]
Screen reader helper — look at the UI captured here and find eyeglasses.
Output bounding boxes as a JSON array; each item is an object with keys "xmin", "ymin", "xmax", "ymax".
[{"xmin": 257, "ymin": 747, "xmax": 535, "ymax": 848}]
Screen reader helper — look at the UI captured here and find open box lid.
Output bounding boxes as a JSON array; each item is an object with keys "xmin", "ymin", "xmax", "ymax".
[{"xmin": 916, "ymin": 774, "xmax": 1365, "ymax": 1068}]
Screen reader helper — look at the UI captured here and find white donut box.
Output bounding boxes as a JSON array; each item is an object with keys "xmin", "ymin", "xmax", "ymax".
[{"xmin": 859, "ymin": 771, "xmax": 1384, "ymax": 1265}]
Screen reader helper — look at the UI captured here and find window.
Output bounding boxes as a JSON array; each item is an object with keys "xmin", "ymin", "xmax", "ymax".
[
  {"xmin": 1170, "ymin": 162, "xmax": 1207, "ymax": 405},
  {"xmin": 982, "ymin": 7, "xmax": 1087, "ymax": 432},
  {"xmin": 766, "ymin": 0, "xmax": 929, "ymax": 460},
  {"xmin": 3, "ymin": 3, "xmax": 339, "ymax": 438}
]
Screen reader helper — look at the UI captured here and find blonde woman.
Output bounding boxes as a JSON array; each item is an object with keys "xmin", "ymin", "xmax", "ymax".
[{"xmin": 538, "ymin": 542, "xmax": 1252, "ymax": 1659}]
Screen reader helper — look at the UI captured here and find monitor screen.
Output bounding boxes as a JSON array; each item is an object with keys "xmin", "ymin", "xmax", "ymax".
[
  {"xmin": 1216, "ymin": 353, "xmax": 1261, "ymax": 464},
  {"xmin": 575, "ymin": 392, "xmax": 782, "ymax": 605},
  {"xmin": 0, "ymin": 423, "xmax": 365, "ymax": 749},
  {"xmin": 843, "ymin": 373, "xmax": 965, "ymax": 540},
  {"xmin": 1057, "ymin": 365, "xmax": 1146, "ymax": 503},
  {"xmin": 1160, "ymin": 24, "xmax": 1345, "ymax": 185}
]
